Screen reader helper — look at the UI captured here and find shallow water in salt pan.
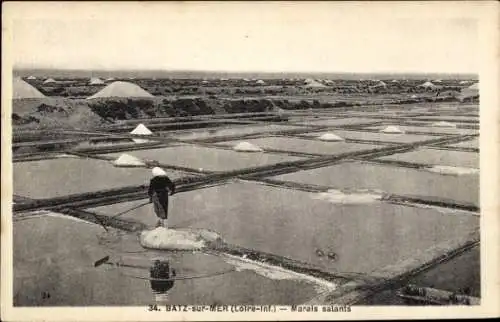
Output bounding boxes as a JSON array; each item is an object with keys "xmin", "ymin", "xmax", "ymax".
[
  {"xmin": 366, "ymin": 125, "xmax": 477, "ymax": 135},
  {"xmin": 273, "ymin": 161, "xmax": 478, "ymax": 206},
  {"xmin": 13, "ymin": 215, "xmax": 319, "ymax": 306},
  {"xmin": 14, "ymin": 158, "xmax": 159, "ymax": 199},
  {"xmin": 102, "ymin": 145, "xmax": 305, "ymax": 172},
  {"xmin": 166, "ymin": 124, "xmax": 303, "ymax": 140},
  {"xmin": 378, "ymin": 148, "xmax": 479, "ymax": 168},
  {"xmin": 90, "ymin": 181, "xmax": 478, "ymax": 275},
  {"xmin": 301, "ymin": 130, "xmax": 437, "ymax": 144},
  {"xmin": 217, "ymin": 137, "xmax": 382, "ymax": 155},
  {"xmin": 446, "ymin": 138, "xmax": 479, "ymax": 149}
]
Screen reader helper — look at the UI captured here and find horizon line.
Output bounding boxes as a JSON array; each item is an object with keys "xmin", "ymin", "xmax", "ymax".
[{"xmin": 12, "ymin": 67, "xmax": 477, "ymax": 76}]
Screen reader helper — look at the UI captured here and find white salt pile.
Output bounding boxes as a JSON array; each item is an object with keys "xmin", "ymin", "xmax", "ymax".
[
  {"xmin": 318, "ymin": 132, "xmax": 344, "ymax": 142},
  {"xmin": 12, "ymin": 77, "xmax": 46, "ymax": 99},
  {"xmin": 419, "ymin": 81, "xmax": 437, "ymax": 89},
  {"xmin": 304, "ymin": 79, "xmax": 326, "ymax": 88},
  {"xmin": 425, "ymin": 166, "xmax": 479, "ymax": 176},
  {"xmin": 223, "ymin": 256, "xmax": 337, "ymax": 293},
  {"xmin": 380, "ymin": 125, "xmax": 404, "ymax": 134},
  {"xmin": 130, "ymin": 123, "xmax": 153, "ymax": 143},
  {"xmin": 140, "ymin": 227, "xmax": 221, "ymax": 251},
  {"xmin": 276, "ymin": 107, "xmax": 288, "ymax": 118},
  {"xmin": 87, "ymin": 81, "xmax": 154, "ymax": 99},
  {"xmin": 89, "ymin": 77, "xmax": 104, "ymax": 85},
  {"xmin": 112, "ymin": 153, "xmax": 146, "ymax": 167},
  {"xmin": 312, "ymin": 189, "xmax": 384, "ymax": 204},
  {"xmin": 24, "ymin": 210, "xmax": 99, "ymax": 226},
  {"xmin": 431, "ymin": 121, "xmax": 457, "ymax": 128},
  {"xmin": 55, "ymin": 154, "xmax": 78, "ymax": 159},
  {"xmin": 233, "ymin": 142, "xmax": 263, "ymax": 152}
]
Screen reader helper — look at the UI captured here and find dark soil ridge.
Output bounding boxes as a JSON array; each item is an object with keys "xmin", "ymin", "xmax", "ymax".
[{"xmin": 12, "ymin": 95, "xmax": 466, "ymax": 131}]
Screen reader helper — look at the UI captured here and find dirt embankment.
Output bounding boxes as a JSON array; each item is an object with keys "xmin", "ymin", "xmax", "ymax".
[
  {"xmin": 11, "ymin": 97, "xmax": 290, "ymax": 130},
  {"xmin": 12, "ymin": 95, "xmax": 463, "ymax": 131}
]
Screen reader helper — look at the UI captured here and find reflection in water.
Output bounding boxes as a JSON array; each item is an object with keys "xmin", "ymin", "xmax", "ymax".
[{"xmin": 150, "ymin": 259, "xmax": 176, "ymax": 303}]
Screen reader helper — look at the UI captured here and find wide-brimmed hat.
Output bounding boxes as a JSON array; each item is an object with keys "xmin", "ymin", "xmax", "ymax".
[{"xmin": 152, "ymin": 167, "xmax": 167, "ymax": 177}]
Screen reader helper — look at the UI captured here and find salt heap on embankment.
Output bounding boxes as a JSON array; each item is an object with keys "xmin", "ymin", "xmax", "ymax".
[
  {"xmin": 372, "ymin": 80, "xmax": 387, "ymax": 88},
  {"xmin": 89, "ymin": 77, "xmax": 105, "ymax": 85},
  {"xmin": 304, "ymin": 79, "xmax": 326, "ymax": 88},
  {"xmin": 431, "ymin": 121, "xmax": 457, "ymax": 128},
  {"xmin": 459, "ymin": 82, "xmax": 479, "ymax": 101},
  {"xmin": 112, "ymin": 153, "xmax": 146, "ymax": 167},
  {"xmin": 318, "ymin": 132, "xmax": 344, "ymax": 142},
  {"xmin": 130, "ymin": 123, "xmax": 153, "ymax": 143},
  {"xmin": 233, "ymin": 142, "xmax": 263, "ymax": 152},
  {"xmin": 140, "ymin": 227, "xmax": 221, "ymax": 250},
  {"xmin": 44, "ymin": 78, "xmax": 56, "ymax": 84},
  {"xmin": 419, "ymin": 81, "xmax": 437, "ymax": 89},
  {"xmin": 380, "ymin": 125, "xmax": 404, "ymax": 134},
  {"xmin": 12, "ymin": 78, "xmax": 46, "ymax": 99},
  {"xmin": 87, "ymin": 81, "xmax": 154, "ymax": 99}
]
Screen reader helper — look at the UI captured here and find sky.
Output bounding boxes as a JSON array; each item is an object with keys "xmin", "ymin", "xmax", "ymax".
[{"xmin": 6, "ymin": 2, "xmax": 482, "ymax": 74}]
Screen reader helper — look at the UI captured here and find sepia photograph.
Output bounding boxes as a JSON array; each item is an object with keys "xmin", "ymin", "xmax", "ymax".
[{"xmin": 1, "ymin": 1, "xmax": 499, "ymax": 321}]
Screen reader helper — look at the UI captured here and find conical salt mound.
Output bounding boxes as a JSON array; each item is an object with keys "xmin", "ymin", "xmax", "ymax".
[
  {"xmin": 87, "ymin": 81, "xmax": 154, "ymax": 99},
  {"xmin": 12, "ymin": 78, "xmax": 45, "ymax": 99},
  {"xmin": 432, "ymin": 121, "xmax": 457, "ymax": 128},
  {"xmin": 304, "ymin": 79, "xmax": 326, "ymax": 88},
  {"xmin": 89, "ymin": 77, "xmax": 104, "ymax": 85},
  {"xmin": 27, "ymin": 76, "xmax": 37, "ymax": 80},
  {"xmin": 373, "ymin": 81, "xmax": 387, "ymax": 87},
  {"xmin": 459, "ymin": 82, "xmax": 479, "ymax": 101},
  {"xmin": 233, "ymin": 142, "xmax": 263, "ymax": 152},
  {"xmin": 381, "ymin": 125, "xmax": 404, "ymax": 134},
  {"xmin": 44, "ymin": 78, "xmax": 56, "ymax": 84},
  {"xmin": 468, "ymin": 83, "xmax": 479, "ymax": 90},
  {"xmin": 112, "ymin": 153, "xmax": 146, "ymax": 167},
  {"xmin": 318, "ymin": 132, "xmax": 344, "ymax": 141},
  {"xmin": 130, "ymin": 123, "xmax": 153, "ymax": 143},
  {"xmin": 131, "ymin": 123, "xmax": 153, "ymax": 135}
]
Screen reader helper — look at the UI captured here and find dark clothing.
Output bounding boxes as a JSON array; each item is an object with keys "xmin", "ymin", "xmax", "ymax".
[
  {"xmin": 148, "ymin": 176, "xmax": 176, "ymax": 196},
  {"xmin": 148, "ymin": 175, "xmax": 175, "ymax": 220},
  {"xmin": 152, "ymin": 191, "xmax": 169, "ymax": 219}
]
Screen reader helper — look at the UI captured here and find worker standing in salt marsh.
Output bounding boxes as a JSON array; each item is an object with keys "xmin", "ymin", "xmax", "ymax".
[{"xmin": 148, "ymin": 167, "xmax": 176, "ymax": 228}]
